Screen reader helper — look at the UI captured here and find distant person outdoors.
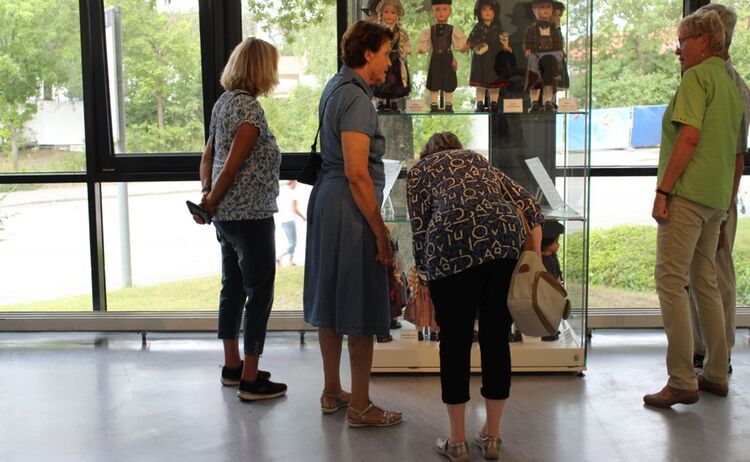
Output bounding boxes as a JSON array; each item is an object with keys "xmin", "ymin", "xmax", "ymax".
[
  {"xmin": 407, "ymin": 132, "xmax": 543, "ymax": 461},
  {"xmin": 689, "ymin": 3, "xmax": 750, "ymax": 376},
  {"xmin": 303, "ymin": 21, "xmax": 402, "ymax": 427},
  {"xmin": 276, "ymin": 180, "xmax": 306, "ymax": 267},
  {"xmin": 644, "ymin": 10, "xmax": 743, "ymax": 408},
  {"xmin": 193, "ymin": 37, "xmax": 287, "ymax": 401}
]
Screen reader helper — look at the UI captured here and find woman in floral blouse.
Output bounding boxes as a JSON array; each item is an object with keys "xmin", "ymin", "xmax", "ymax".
[
  {"xmin": 194, "ymin": 37, "xmax": 285, "ymax": 402},
  {"xmin": 407, "ymin": 132, "xmax": 543, "ymax": 461}
]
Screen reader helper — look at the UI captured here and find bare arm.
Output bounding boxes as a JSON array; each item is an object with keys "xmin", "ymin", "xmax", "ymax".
[
  {"xmin": 291, "ymin": 199, "xmax": 306, "ymax": 221},
  {"xmin": 199, "ymin": 136, "xmax": 214, "ymax": 193},
  {"xmin": 524, "ymin": 224, "xmax": 543, "ymax": 258},
  {"xmin": 191, "ymin": 137, "xmax": 214, "ymax": 225},
  {"xmin": 342, "ymin": 131, "xmax": 392, "ymax": 267},
  {"xmin": 202, "ymin": 123, "xmax": 259, "ymax": 216},
  {"xmin": 652, "ymin": 123, "xmax": 700, "ymax": 223}
]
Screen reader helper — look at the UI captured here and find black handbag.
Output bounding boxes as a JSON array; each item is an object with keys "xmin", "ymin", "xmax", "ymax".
[
  {"xmin": 297, "ymin": 78, "xmax": 366, "ymax": 185},
  {"xmin": 297, "ymin": 150, "xmax": 321, "ymax": 186}
]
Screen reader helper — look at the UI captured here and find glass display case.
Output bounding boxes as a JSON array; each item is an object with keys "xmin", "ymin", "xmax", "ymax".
[{"xmin": 360, "ymin": 0, "xmax": 592, "ymax": 372}]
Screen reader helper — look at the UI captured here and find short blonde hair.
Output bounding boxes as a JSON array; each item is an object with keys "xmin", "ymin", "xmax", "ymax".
[
  {"xmin": 419, "ymin": 132, "xmax": 463, "ymax": 159},
  {"xmin": 220, "ymin": 37, "xmax": 279, "ymax": 96},
  {"xmin": 697, "ymin": 4, "xmax": 737, "ymax": 48},
  {"xmin": 679, "ymin": 10, "xmax": 726, "ymax": 56}
]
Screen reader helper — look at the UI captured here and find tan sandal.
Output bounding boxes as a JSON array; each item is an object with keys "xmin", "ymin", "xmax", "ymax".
[
  {"xmin": 346, "ymin": 402, "xmax": 403, "ymax": 428},
  {"xmin": 320, "ymin": 390, "xmax": 351, "ymax": 414}
]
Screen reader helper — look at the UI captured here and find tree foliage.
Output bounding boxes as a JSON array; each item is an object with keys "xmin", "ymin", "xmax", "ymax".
[
  {"xmin": 105, "ymin": 0, "xmax": 204, "ymax": 153},
  {"xmin": 0, "ymin": 0, "xmax": 81, "ymax": 169},
  {"xmin": 590, "ymin": 0, "xmax": 683, "ymax": 108}
]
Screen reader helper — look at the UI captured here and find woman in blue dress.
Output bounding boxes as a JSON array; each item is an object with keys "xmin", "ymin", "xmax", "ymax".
[{"xmin": 304, "ymin": 20, "xmax": 403, "ymax": 428}]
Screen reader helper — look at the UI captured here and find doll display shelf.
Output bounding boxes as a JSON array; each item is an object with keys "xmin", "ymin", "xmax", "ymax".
[{"xmin": 373, "ymin": 110, "xmax": 590, "ymax": 373}]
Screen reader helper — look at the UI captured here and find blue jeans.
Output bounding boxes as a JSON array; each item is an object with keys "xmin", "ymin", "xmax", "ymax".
[
  {"xmin": 214, "ymin": 218, "xmax": 275, "ymax": 356},
  {"xmin": 281, "ymin": 220, "xmax": 296, "ymax": 257}
]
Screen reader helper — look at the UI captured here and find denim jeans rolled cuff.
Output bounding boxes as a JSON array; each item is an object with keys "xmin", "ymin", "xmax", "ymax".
[{"xmin": 214, "ymin": 217, "xmax": 276, "ymax": 357}]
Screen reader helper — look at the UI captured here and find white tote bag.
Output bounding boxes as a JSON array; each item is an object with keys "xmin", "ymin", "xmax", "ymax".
[{"xmin": 507, "ymin": 249, "xmax": 571, "ymax": 337}]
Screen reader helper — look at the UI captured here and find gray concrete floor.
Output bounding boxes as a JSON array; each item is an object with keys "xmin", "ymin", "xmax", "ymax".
[{"xmin": 0, "ymin": 329, "xmax": 748, "ymax": 462}]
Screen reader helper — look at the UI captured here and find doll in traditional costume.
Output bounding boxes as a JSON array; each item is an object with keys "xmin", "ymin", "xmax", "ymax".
[
  {"xmin": 373, "ymin": 0, "xmax": 412, "ymax": 112},
  {"xmin": 524, "ymin": 0, "xmax": 565, "ymax": 112},
  {"xmin": 467, "ymin": 0, "xmax": 515, "ymax": 112},
  {"xmin": 551, "ymin": 1, "xmax": 570, "ymax": 90},
  {"xmin": 417, "ymin": 0, "xmax": 468, "ymax": 113},
  {"xmin": 405, "ymin": 267, "xmax": 439, "ymax": 341},
  {"xmin": 361, "ymin": 0, "xmax": 380, "ymax": 21}
]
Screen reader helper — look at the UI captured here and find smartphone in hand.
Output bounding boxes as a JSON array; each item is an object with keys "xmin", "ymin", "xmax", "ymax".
[{"xmin": 186, "ymin": 200, "xmax": 211, "ymax": 224}]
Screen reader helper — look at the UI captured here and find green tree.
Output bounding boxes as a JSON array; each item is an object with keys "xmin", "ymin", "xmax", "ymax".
[
  {"xmin": 590, "ymin": 0, "xmax": 682, "ymax": 108},
  {"xmin": 105, "ymin": 0, "xmax": 203, "ymax": 153},
  {"xmin": 0, "ymin": 0, "xmax": 80, "ymax": 171}
]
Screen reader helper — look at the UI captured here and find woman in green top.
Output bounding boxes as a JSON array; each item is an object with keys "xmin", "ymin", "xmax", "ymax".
[{"xmin": 644, "ymin": 10, "xmax": 743, "ymax": 409}]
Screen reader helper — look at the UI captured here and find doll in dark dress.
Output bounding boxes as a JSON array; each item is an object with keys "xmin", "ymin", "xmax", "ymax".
[
  {"xmin": 373, "ymin": 0, "xmax": 412, "ymax": 112},
  {"xmin": 467, "ymin": 0, "xmax": 515, "ymax": 112},
  {"xmin": 541, "ymin": 219, "xmax": 565, "ymax": 341},
  {"xmin": 417, "ymin": 0, "xmax": 468, "ymax": 112},
  {"xmin": 551, "ymin": 1, "xmax": 570, "ymax": 90},
  {"xmin": 524, "ymin": 0, "xmax": 565, "ymax": 112}
]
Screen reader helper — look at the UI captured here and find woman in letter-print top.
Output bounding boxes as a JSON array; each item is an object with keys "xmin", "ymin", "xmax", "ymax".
[
  {"xmin": 209, "ymin": 91, "xmax": 281, "ymax": 220},
  {"xmin": 407, "ymin": 148, "xmax": 544, "ymax": 281}
]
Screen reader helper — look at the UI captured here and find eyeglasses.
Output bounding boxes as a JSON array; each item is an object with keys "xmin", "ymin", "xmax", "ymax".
[{"xmin": 675, "ymin": 35, "xmax": 696, "ymax": 50}]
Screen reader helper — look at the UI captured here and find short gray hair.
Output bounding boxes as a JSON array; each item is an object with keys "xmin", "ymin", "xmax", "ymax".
[
  {"xmin": 679, "ymin": 10, "xmax": 726, "ymax": 56},
  {"xmin": 696, "ymin": 4, "xmax": 737, "ymax": 48}
]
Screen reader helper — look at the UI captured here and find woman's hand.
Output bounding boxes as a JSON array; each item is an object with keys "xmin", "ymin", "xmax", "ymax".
[
  {"xmin": 451, "ymin": 58, "xmax": 458, "ymax": 71},
  {"xmin": 200, "ymin": 194, "xmax": 217, "ymax": 220},
  {"xmin": 375, "ymin": 230, "xmax": 394, "ymax": 268},
  {"xmin": 652, "ymin": 193, "xmax": 669, "ymax": 223}
]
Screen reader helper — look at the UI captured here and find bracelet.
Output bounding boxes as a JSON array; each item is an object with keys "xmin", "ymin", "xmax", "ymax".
[{"xmin": 656, "ymin": 188, "xmax": 670, "ymax": 197}]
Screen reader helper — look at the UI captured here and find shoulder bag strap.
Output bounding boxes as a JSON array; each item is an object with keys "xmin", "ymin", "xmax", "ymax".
[{"xmin": 311, "ymin": 78, "xmax": 369, "ymax": 155}]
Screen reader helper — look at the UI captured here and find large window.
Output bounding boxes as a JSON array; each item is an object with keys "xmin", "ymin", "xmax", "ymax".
[
  {"xmin": 103, "ymin": 1, "xmax": 204, "ymax": 155},
  {"xmin": 3, "ymin": 0, "xmax": 746, "ymax": 323},
  {"xmin": 0, "ymin": 1, "xmax": 85, "ymax": 174}
]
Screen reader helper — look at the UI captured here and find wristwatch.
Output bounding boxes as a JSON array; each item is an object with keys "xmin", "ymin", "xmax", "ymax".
[{"xmin": 656, "ymin": 188, "xmax": 670, "ymax": 197}]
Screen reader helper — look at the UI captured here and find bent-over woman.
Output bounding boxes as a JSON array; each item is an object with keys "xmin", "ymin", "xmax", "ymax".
[{"xmin": 407, "ymin": 132, "xmax": 543, "ymax": 461}]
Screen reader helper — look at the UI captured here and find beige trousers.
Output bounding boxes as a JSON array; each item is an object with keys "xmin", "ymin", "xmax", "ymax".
[
  {"xmin": 655, "ymin": 196, "xmax": 728, "ymax": 390},
  {"xmin": 690, "ymin": 204, "xmax": 737, "ymax": 356}
]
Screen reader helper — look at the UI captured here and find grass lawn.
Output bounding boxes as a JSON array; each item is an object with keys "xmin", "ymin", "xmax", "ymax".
[
  {"xmin": 1, "ymin": 266, "xmax": 304, "ymax": 312},
  {"xmin": 3, "ymin": 218, "xmax": 749, "ymax": 313}
]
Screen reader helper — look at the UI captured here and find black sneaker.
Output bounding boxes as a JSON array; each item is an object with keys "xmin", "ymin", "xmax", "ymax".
[
  {"xmin": 221, "ymin": 361, "xmax": 271, "ymax": 387},
  {"xmin": 238, "ymin": 377, "xmax": 288, "ymax": 401},
  {"xmin": 693, "ymin": 354, "xmax": 704, "ymax": 369},
  {"xmin": 390, "ymin": 319, "xmax": 402, "ymax": 329}
]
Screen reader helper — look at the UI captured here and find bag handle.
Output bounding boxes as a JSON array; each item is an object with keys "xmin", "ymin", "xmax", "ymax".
[{"xmin": 311, "ymin": 78, "xmax": 369, "ymax": 155}]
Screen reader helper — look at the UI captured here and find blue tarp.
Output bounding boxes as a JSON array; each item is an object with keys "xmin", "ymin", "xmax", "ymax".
[
  {"xmin": 557, "ymin": 107, "xmax": 631, "ymax": 151},
  {"xmin": 631, "ymin": 105, "xmax": 667, "ymax": 148}
]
